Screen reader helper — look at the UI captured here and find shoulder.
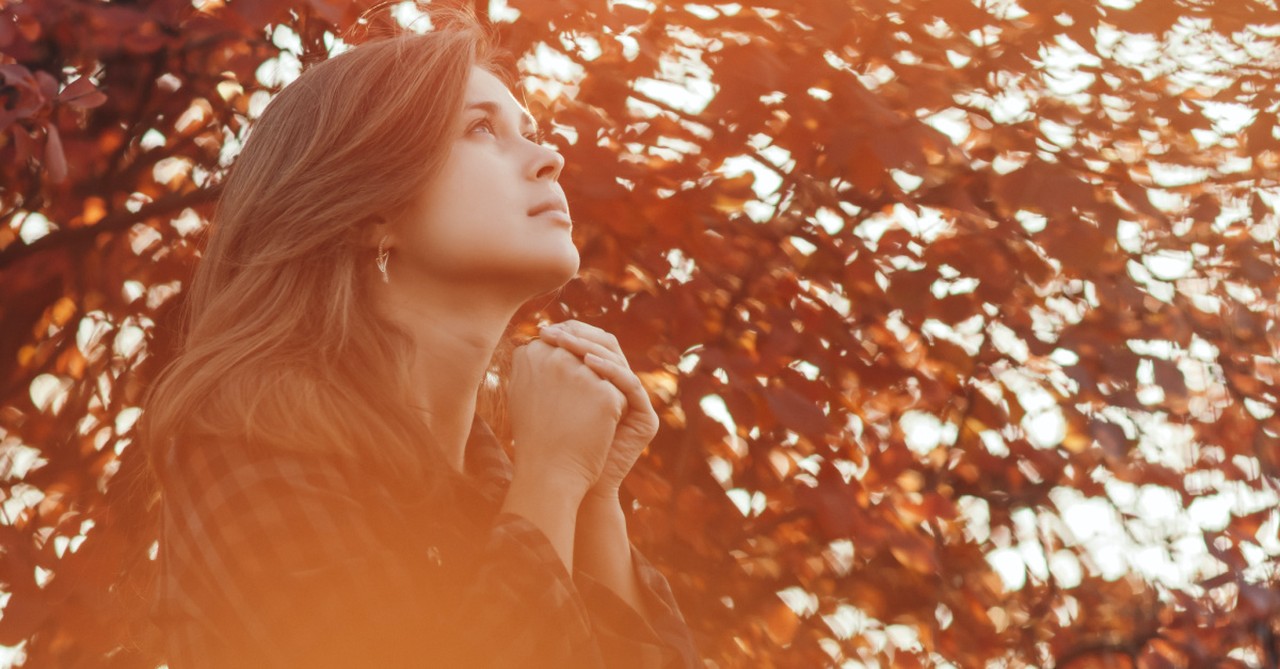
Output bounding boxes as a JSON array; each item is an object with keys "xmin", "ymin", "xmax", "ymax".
[
  {"xmin": 157, "ymin": 434, "xmax": 384, "ymax": 553},
  {"xmin": 159, "ymin": 433, "xmax": 352, "ymax": 499}
]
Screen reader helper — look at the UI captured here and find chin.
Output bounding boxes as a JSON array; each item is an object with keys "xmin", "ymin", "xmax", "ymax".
[
  {"xmin": 548, "ymin": 253, "xmax": 580, "ymax": 286},
  {"xmin": 520, "ymin": 250, "xmax": 579, "ymax": 294}
]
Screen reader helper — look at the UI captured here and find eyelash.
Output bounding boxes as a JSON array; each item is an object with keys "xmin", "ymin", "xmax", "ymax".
[{"xmin": 472, "ymin": 117, "xmax": 545, "ymax": 144}]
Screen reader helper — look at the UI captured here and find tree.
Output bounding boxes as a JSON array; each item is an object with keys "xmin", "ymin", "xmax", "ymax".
[{"xmin": 1, "ymin": 0, "xmax": 1277, "ymax": 666}]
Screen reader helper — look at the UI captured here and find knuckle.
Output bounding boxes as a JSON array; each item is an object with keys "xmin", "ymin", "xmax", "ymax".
[
  {"xmin": 548, "ymin": 346, "xmax": 578, "ymax": 364},
  {"xmin": 593, "ymin": 380, "xmax": 622, "ymax": 405},
  {"xmin": 586, "ymin": 373, "xmax": 612, "ymax": 391},
  {"xmin": 575, "ymin": 364, "xmax": 606, "ymax": 386}
]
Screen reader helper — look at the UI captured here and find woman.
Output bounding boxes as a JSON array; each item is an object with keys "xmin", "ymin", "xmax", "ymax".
[{"xmin": 142, "ymin": 7, "xmax": 700, "ymax": 668}]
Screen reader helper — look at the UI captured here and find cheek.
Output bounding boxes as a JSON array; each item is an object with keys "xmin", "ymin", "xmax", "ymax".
[
  {"xmin": 405, "ymin": 156, "xmax": 523, "ymax": 247},
  {"xmin": 447, "ymin": 151, "xmax": 518, "ymax": 200}
]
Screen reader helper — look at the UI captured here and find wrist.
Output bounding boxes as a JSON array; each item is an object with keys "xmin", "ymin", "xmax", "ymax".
[
  {"xmin": 508, "ymin": 466, "xmax": 592, "ymax": 504},
  {"xmin": 579, "ymin": 491, "xmax": 625, "ymax": 528},
  {"xmin": 582, "ymin": 486, "xmax": 620, "ymax": 506}
]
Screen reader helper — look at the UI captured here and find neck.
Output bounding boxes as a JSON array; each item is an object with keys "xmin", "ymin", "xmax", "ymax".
[{"xmin": 375, "ymin": 279, "xmax": 523, "ymax": 473}]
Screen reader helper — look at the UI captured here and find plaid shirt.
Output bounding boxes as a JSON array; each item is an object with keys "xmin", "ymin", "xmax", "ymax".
[{"xmin": 149, "ymin": 412, "xmax": 701, "ymax": 668}]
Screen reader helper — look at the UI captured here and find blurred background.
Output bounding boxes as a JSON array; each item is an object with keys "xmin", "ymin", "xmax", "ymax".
[{"xmin": 0, "ymin": 0, "xmax": 1277, "ymax": 666}]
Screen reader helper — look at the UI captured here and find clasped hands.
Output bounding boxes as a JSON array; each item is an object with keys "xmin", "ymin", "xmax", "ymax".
[{"xmin": 534, "ymin": 320, "xmax": 659, "ymax": 501}]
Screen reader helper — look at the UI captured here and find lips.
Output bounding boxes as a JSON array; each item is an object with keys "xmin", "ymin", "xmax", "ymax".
[{"xmin": 528, "ymin": 198, "xmax": 569, "ymax": 217}]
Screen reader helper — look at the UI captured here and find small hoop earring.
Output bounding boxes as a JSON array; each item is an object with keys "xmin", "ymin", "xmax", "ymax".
[{"xmin": 376, "ymin": 235, "xmax": 390, "ymax": 284}]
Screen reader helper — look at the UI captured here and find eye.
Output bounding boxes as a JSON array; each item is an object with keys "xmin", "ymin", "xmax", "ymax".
[
  {"xmin": 469, "ymin": 117, "xmax": 497, "ymax": 136},
  {"xmin": 523, "ymin": 127, "xmax": 546, "ymax": 144}
]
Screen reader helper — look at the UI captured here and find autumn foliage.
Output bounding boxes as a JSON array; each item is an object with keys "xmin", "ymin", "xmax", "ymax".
[{"xmin": 2, "ymin": 0, "xmax": 1279, "ymax": 666}]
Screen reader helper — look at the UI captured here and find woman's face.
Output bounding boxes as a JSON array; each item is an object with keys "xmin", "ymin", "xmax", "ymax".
[{"xmin": 391, "ymin": 66, "xmax": 577, "ymax": 298}]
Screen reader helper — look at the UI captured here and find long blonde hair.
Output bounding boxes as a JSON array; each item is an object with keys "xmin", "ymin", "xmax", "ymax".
[{"xmin": 141, "ymin": 7, "xmax": 516, "ymax": 495}]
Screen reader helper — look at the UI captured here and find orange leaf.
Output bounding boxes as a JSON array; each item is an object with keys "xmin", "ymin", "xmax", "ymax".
[
  {"xmin": 888, "ymin": 533, "xmax": 941, "ymax": 575},
  {"xmin": 762, "ymin": 599, "xmax": 799, "ymax": 646},
  {"xmin": 58, "ymin": 76, "xmax": 108, "ymax": 109},
  {"xmin": 43, "ymin": 122, "xmax": 67, "ymax": 183}
]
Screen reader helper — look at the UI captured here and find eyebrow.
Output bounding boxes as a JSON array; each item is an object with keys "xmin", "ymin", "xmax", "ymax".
[{"xmin": 464, "ymin": 100, "xmax": 539, "ymax": 134}]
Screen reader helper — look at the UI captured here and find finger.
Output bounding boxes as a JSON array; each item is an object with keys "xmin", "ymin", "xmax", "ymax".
[
  {"xmin": 542, "ymin": 321, "xmax": 626, "ymax": 363},
  {"xmin": 518, "ymin": 338, "xmax": 560, "ymax": 355},
  {"xmin": 539, "ymin": 329, "xmax": 648, "ymax": 417},
  {"xmin": 521, "ymin": 335, "xmax": 556, "ymax": 347},
  {"xmin": 519, "ymin": 340, "xmax": 615, "ymax": 400},
  {"xmin": 538, "ymin": 327, "xmax": 625, "ymax": 367},
  {"xmin": 583, "ymin": 353, "xmax": 656, "ymax": 420},
  {"xmin": 540, "ymin": 327, "xmax": 619, "ymax": 360},
  {"xmin": 517, "ymin": 338, "xmax": 585, "ymax": 369}
]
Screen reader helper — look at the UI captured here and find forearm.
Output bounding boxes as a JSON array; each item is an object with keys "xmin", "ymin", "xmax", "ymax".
[
  {"xmin": 499, "ymin": 472, "xmax": 584, "ymax": 574},
  {"xmin": 574, "ymin": 493, "xmax": 656, "ymax": 621}
]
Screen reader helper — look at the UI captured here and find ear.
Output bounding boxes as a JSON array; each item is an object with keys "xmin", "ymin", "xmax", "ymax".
[{"xmin": 359, "ymin": 214, "xmax": 394, "ymax": 251}]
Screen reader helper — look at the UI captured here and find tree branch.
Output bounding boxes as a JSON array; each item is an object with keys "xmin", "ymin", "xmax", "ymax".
[{"xmin": 0, "ymin": 187, "xmax": 220, "ymax": 273}]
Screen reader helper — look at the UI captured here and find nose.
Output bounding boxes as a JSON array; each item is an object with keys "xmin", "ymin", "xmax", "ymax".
[{"xmin": 530, "ymin": 141, "xmax": 564, "ymax": 182}]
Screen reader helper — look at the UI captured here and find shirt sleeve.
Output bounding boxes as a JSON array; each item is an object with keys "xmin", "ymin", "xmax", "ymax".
[
  {"xmin": 157, "ymin": 442, "xmax": 611, "ymax": 669},
  {"xmin": 573, "ymin": 544, "xmax": 703, "ymax": 669}
]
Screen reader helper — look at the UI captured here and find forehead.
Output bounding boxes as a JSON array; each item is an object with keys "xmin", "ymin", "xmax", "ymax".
[{"xmin": 464, "ymin": 67, "xmax": 537, "ymax": 128}]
